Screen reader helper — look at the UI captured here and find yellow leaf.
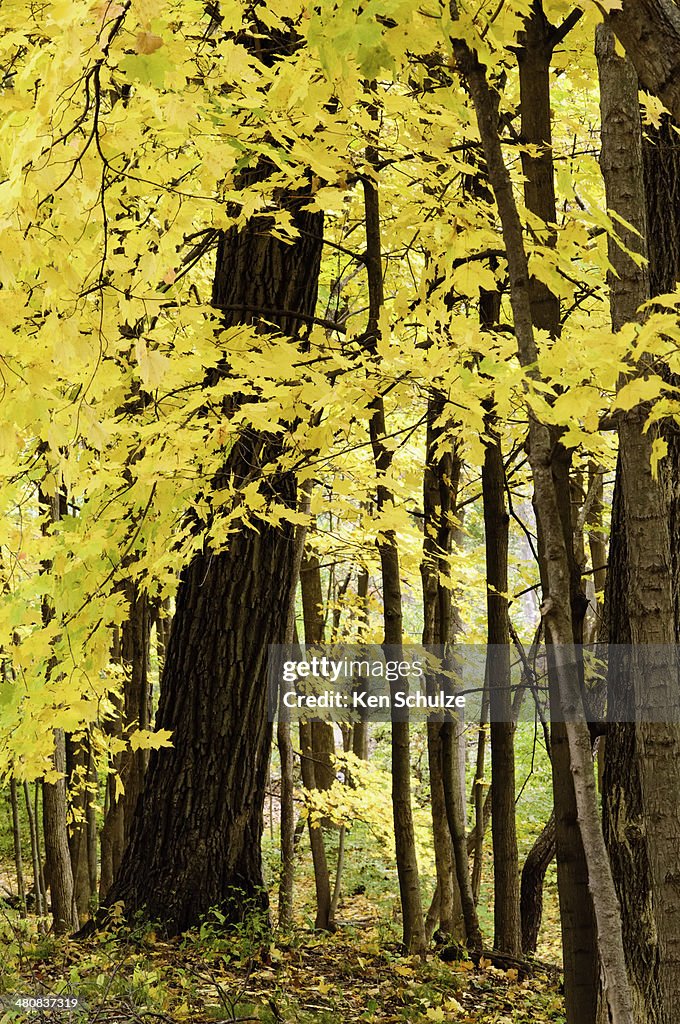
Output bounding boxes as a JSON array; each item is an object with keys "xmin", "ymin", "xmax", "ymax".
[
  {"xmin": 650, "ymin": 437, "xmax": 668, "ymax": 480},
  {"xmin": 614, "ymin": 376, "xmax": 664, "ymax": 411},
  {"xmin": 128, "ymin": 728, "xmax": 173, "ymax": 751},
  {"xmin": 135, "ymin": 338, "xmax": 170, "ymax": 390}
]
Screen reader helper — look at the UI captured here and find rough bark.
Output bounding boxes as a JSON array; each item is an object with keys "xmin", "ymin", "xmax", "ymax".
[
  {"xmin": 606, "ymin": 1, "xmax": 680, "ymax": 125},
  {"xmin": 450, "ymin": 10, "xmax": 634, "ymax": 1021},
  {"xmin": 101, "ymin": 181, "xmax": 324, "ymax": 934},
  {"xmin": 598, "ymin": 23, "xmax": 680, "ymax": 1022}
]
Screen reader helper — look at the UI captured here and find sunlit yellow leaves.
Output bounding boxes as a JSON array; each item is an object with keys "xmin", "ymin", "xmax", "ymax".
[
  {"xmin": 128, "ymin": 728, "xmax": 173, "ymax": 751},
  {"xmin": 650, "ymin": 437, "xmax": 668, "ymax": 480},
  {"xmin": 135, "ymin": 338, "xmax": 171, "ymax": 391},
  {"xmin": 614, "ymin": 375, "xmax": 667, "ymax": 411}
]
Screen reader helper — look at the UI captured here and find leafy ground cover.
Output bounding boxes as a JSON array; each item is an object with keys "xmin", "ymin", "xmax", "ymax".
[{"xmin": 0, "ymin": 921, "xmax": 564, "ymax": 1024}]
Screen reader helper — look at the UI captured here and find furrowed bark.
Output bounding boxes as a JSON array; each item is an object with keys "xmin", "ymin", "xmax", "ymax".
[{"xmin": 598, "ymin": 24, "xmax": 680, "ymax": 1021}]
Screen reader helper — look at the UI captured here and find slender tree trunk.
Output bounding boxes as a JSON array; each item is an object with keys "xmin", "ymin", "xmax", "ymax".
[
  {"xmin": 352, "ymin": 567, "xmax": 370, "ymax": 761},
  {"xmin": 300, "ymin": 551, "xmax": 336, "ymax": 792},
  {"xmin": 482, "ymin": 426, "xmax": 520, "ymax": 955},
  {"xmin": 66, "ymin": 734, "xmax": 94, "ymax": 925},
  {"xmin": 9, "ymin": 778, "xmax": 26, "ymax": 918},
  {"xmin": 470, "ymin": 688, "xmax": 489, "ymax": 904},
  {"xmin": 24, "ymin": 781, "xmax": 44, "ymax": 919},
  {"xmin": 99, "ymin": 585, "xmax": 151, "ymax": 900},
  {"xmin": 515, "ymin": 8, "xmax": 598, "ymax": 1018},
  {"xmin": 421, "ymin": 391, "xmax": 465, "ymax": 941},
  {"xmin": 43, "ymin": 732, "xmax": 78, "ymax": 933},
  {"xmin": 441, "ymin": 719, "xmax": 483, "ymax": 951},
  {"xmin": 299, "ymin": 720, "xmax": 333, "ymax": 930},
  {"xmin": 520, "ymin": 811, "xmax": 556, "ymax": 954},
  {"xmin": 39, "ymin": 490, "xmax": 77, "ymax": 934},
  {"xmin": 362, "ymin": 170, "xmax": 426, "ymax": 955},
  {"xmin": 278, "ymin": 491, "xmax": 313, "ymax": 930}
]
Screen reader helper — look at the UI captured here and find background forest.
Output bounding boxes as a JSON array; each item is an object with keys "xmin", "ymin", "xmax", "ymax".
[{"xmin": 1, "ymin": 1, "xmax": 680, "ymax": 1023}]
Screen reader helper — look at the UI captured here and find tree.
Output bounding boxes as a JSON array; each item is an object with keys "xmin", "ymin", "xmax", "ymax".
[
  {"xmin": 101, "ymin": 180, "xmax": 324, "ymax": 930},
  {"xmin": 598, "ymin": 23, "xmax": 680, "ymax": 1021},
  {"xmin": 607, "ymin": 1, "xmax": 680, "ymax": 123}
]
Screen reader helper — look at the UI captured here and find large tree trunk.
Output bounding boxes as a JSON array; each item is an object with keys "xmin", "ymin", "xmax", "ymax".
[
  {"xmin": 606, "ymin": 1, "xmax": 680, "ymax": 124},
  {"xmin": 598, "ymin": 25, "xmax": 680, "ymax": 1022},
  {"xmin": 101, "ymin": 187, "xmax": 324, "ymax": 934}
]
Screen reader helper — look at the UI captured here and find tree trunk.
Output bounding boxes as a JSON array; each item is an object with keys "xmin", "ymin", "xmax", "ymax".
[
  {"xmin": 43, "ymin": 732, "xmax": 78, "ymax": 933},
  {"xmin": 421, "ymin": 391, "xmax": 465, "ymax": 942},
  {"xmin": 482, "ymin": 426, "xmax": 520, "ymax": 955},
  {"xmin": 470, "ymin": 705, "xmax": 490, "ymax": 904},
  {"xmin": 598, "ymin": 24, "xmax": 680, "ymax": 1022},
  {"xmin": 520, "ymin": 811, "xmax": 555, "ymax": 954},
  {"xmin": 66, "ymin": 733, "xmax": 95, "ymax": 925},
  {"xmin": 9, "ymin": 778, "xmax": 26, "ymax": 918},
  {"xmin": 300, "ymin": 550, "xmax": 336, "ymax": 791},
  {"xmin": 441, "ymin": 718, "xmax": 483, "ymax": 951},
  {"xmin": 101, "ymin": 182, "xmax": 324, "ymax": 934},
  {"xmin": 99, "ymin": 584, "xmax": 151, "ymax": 899},
  {"xmin": 607, "ymin": 1, "xmax": 680, "ymax": 124},
  {"xmin": 24, "ymin": 781, "xmax": 45, "ymax": 919},
  {"xmin": 516, "ymin": 9, "xmax": 598, "ymax": 1016},
  {"xmin": 299, "ymin": 719, "xmax": 333, "ymax": 930}
]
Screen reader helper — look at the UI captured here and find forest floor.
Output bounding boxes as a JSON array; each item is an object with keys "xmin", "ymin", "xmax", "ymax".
[
  {"xmin": 0, "ymin": 920, "xmax": 566, "ymax": 1024},
  {"xmin": 0, "ymin": 726, "xmax": 565, "ymax": 1020}
]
